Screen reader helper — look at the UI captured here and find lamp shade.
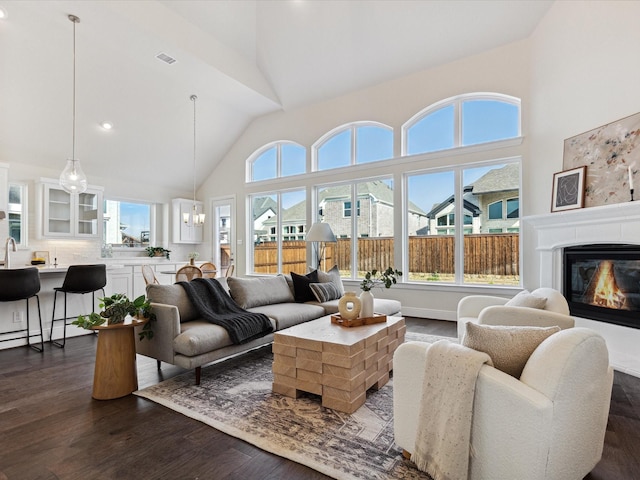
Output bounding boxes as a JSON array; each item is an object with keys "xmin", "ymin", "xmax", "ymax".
[{"xmin": 306, "ymin": 222, "xmax": 336, "ymax": 242}]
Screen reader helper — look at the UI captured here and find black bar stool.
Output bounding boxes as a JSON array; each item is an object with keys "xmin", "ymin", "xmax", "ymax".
[
  {"xmin": 50, "ymin": 264, "xmax": 107, "ymax": 348},
  {"xmin": 0, "ymin": 268, "xmax": 44, "ymax": 352}
]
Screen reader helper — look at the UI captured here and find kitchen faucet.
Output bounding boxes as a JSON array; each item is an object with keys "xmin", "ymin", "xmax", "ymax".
[{"xmin": 4, "ymin": 237, "xmax": 16, "ymax": 269}]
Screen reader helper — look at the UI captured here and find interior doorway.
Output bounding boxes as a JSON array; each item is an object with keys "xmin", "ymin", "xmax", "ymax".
[{"xmin": 210, "ymin": 196, "xmax": 235, "ymax": 277}]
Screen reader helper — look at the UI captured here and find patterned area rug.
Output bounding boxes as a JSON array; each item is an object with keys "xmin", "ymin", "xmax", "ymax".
[{"xmin": 135, "ymin": 332, "xmax": 452, "ymax": 480}]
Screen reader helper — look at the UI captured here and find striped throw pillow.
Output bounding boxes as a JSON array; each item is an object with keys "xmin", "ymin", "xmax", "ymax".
[{"xmin": 309, "ymin": 282, "xmax": 342, "ymax": 303}]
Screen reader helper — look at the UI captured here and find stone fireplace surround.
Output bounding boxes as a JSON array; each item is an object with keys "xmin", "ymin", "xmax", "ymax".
[{"xmin": 523, "ymin": 201, "xmax": 640, "ymax": 378}]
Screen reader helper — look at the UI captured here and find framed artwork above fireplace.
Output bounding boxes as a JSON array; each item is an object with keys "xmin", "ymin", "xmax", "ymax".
[{"xmin": 563, "ymin": 112, "xmax": 640, "ymax": 208}]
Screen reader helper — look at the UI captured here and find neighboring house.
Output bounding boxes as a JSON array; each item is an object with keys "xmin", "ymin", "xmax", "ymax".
[
  {"xmin": 252, "ymin": 196, "xmax": 278, "ymax": 243},
  {"xmin": 423, "ymin": 164, "xmax": 519, "ymax": 235},
  {"xmin": 262, "ymin": 181, "xmax": 428, "ymax": 240},
  {"xmin": 318, "ymin": 181, "xmax": 427, "ymax": 238}
]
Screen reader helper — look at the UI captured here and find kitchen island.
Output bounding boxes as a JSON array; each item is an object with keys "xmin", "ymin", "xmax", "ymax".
[{"xmin": 0, "ymin": 260, "xmax": 186, "ymax": 351}]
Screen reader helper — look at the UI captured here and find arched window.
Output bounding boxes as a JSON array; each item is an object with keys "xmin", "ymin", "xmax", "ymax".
[
  {"xmin": 403, "ymin": 93, "xmax": 520, "ymax": 156},
  {"xmin": 248, "ymin": 141, "xmax": 306, "ymax": 182},
  {"xmin": 313, "ymin": 122, "xmax": 393, "ymax": 171}
]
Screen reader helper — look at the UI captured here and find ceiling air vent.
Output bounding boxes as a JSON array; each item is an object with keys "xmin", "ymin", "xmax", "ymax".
[{"xmin": 156, "ymin": 52, "xmax": 177, "ymax": 65}]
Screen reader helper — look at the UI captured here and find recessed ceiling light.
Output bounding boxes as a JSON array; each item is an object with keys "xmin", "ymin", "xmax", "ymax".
[
  {"xmin": 100, "ymin": 121, "xmax": 113, "ymax": 130},
  {"xmin": 0, "ymin": 7, "xmax": 8, "ymax": 19}
]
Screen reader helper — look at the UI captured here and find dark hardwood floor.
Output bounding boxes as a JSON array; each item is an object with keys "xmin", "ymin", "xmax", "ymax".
[{"xmin": 0, "ymin": 318, "xmax": 638, "ymax": 479}]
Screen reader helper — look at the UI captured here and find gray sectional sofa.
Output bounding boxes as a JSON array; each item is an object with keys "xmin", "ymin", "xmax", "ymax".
[{"xmin": 134, "ymin": 271, "xmax": 401, "ymax": 384}]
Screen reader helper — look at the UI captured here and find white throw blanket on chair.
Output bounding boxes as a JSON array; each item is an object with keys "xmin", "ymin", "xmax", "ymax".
[{"xmin": 411, "ymin": 340, "xmax": 492, "ymax": 480}]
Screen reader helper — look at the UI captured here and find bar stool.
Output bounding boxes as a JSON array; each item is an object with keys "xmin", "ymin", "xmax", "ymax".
[
  {"xmin": 50, "ymin": 264, "xmax": 107, "ymax": 348},
  {"xmin": 0, "ymin": 268, "xmax": 44, "ymax": 352}
]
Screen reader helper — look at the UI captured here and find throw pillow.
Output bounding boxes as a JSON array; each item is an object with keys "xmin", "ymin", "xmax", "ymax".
[
  {"xmin": 505, "ymin": 290, "xmax": 547, "ymax": 309},
  {"xmin": 291, "ymin": 270, "xmax": 319, "ymax": 303},
  {"xmin": 463, "ymin": 323, "xmax": 561, "ymax": 378},
  {"xmin": 309, "ymin": 282, "xmax": 342, "ymax": 303},
  {"xmin": 227, "ymin": 276, "xmax": 294, "ymax": 309},
  {"xmin": 317, "ymin": 265, "xmax": 345, "ymax": 297}
]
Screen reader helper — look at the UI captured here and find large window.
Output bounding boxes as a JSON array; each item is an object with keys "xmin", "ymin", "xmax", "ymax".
[
  {"xmin": 103, "ymin": 200, "xmax": 152, "ymax": 248},
  {"xmin": 245, "ymin": 92, "xmax": 522, "ymax": 287},
  {"xmin": 315, "ymin": 122, "xmax": 393, "ymax": 171},
  {"xmin": 250, "ymin": 190, "xmax": 307, "ymax": 274},
  {"xmin": 316, "ymin": 179, "xmax": 395, "ymax": 277},
  {"xmin": 249, "ymin": 142, "xmax": 306, "ymax": 182},
  {"xmin": 8, "ymin": 183, "xmax": 27, "ymax": 247},
  {"xmin": 462, "ymin": 163, "xmax": 520, "ymax": 285},
  {"xmin": 406, "ymin": 162, "xmax": 520, "ymax": 286},
  {"xmin": 404, "ymin": 94, "xmax": 520, "ymax": 156}
]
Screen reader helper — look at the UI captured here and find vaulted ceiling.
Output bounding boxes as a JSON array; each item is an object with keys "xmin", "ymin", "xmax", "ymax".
[{"xmin": 0, "ymin": 0, "xmax": 553, "ymax": 194}]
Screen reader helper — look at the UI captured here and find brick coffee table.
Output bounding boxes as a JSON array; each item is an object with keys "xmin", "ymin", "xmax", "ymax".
[{"xmin": 272, "ymin": 315, "xmax": 405, "ymax": 413}]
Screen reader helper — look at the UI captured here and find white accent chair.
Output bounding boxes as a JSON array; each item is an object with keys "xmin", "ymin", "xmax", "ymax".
[
  {"xmin": 457, "ymin": 287, "xmax": 575, "ymax": 341},
  {"xmin": 393, "ymin": 327, "xmax": 614, "ymax": 480}
]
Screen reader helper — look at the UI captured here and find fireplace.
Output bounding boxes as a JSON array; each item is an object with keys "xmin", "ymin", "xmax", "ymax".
[{"xmin": 563, "ymin": 244, "xmax": 640, "ymax": 329}]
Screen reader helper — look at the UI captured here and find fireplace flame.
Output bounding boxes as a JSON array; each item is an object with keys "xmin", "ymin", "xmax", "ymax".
[{"xmin": 589, "ymin": 260, "xmax": 626, "ymax": 309}]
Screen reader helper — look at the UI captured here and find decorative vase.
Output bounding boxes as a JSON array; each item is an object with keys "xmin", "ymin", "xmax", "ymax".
[
  {"xmin": 189, "ymin": 258, "xmax": 195, "ymax": 266},
  {"xmin": 338, "ymin": 292, "xmax": 361, "ymax": 320},
  {"xmin": 359, "ymin": 290, "xmax": 374, "ymax": 318}
]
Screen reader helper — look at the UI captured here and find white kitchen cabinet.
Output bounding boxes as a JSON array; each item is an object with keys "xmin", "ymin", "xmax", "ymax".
[
  {"xmin": 106, "ymin": 266, "xmax": 133, "ymax": 298},
  {"xmin": 172, "ymin": 198, "xmax": 204, "ymax": 244},
  {"xmin": 38, "ymin": 179, "xmax": 103, "ymax": 239}
]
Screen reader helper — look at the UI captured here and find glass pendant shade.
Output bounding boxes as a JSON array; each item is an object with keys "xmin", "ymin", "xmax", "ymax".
[{"xmin": 59, "ymin": 158, "xmax": 88, "ymax": 194}]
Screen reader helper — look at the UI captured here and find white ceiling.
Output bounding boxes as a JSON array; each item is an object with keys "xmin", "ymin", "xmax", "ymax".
[{"xmin": 0, "ymin": 0, "xmax": 553, "ymax": 195}]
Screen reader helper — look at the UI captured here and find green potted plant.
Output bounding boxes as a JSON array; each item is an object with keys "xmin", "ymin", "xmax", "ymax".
[
  {"xmin": 145, "ymin": 246, "xmax": 171, "ymax": 260},
  {"xmin": 188, "ymin": 251, "xmax": 199, "ymax": 265},
  {"xmin": 72, "ymin": 293, "xmax": 156, "ymax": 340},
  {"xmin": 359, "ymin": 267, "xmax": 402, "ymax": 318}
]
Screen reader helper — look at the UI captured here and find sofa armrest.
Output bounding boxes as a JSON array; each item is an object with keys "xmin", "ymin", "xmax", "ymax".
[
  {"xmin": 134, "ymin": 302, "xmax": 181, "ymax": 364},
  {"xmin": 477, "ymin": 305, "xmax": 575, "ymax": 330},
  {"xmin": 457, "ymin": 295, "xmax": 509, "ymax": 319}
]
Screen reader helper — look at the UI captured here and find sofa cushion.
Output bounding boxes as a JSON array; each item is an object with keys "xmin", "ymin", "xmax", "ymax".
[
  {"xmin": 317, "ymin": 265, "xmax": 344, "ymax": 297},
  {"xmin": 505, "ymin": 290, "xmax": 547, "ymax": 309},
  {"xmin": 248, "ymin": 303, "xmax": 326, "ymax": 330},
  {"xmin": 291, "ymin": 270, "xmax": 319, "ymax": 303},
  {"xmin": 146, "ymin": 283, "xmax": 199, "ymax": 322},
  {"xmin": 227, "ymin": 275, "xmax": 294, "ymax": 309},
  {"xmin": 463, "ymin": 322, "xmax": 560, "ymax": 378},
  {"xmin": 174, "ymin": 318, "xmax": 277, "ymax": 357}
]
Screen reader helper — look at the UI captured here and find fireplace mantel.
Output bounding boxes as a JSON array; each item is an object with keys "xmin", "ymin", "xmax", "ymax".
[{"xmin": 523, "ymin": 201, "xmax": 640, "ymax": 377}]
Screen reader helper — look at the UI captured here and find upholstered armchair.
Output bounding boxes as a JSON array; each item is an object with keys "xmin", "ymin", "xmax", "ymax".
[
  {"xmin": 393, "ymin": 328, "xmax": 614, "ymax": 480},
  {"xmin": 457, "ymin": 287, "xmax": 575, "ymax": 340}
]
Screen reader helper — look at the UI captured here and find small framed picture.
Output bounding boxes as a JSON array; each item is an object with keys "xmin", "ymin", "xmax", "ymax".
[{"xmin": 551, "ymin": 166, "xmax": 586, "ymax": 212}]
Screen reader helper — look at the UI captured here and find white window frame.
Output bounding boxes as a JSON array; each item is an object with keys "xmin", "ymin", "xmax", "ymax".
[
  {"xmin": 246, "ymin": 140, "xmax": 307, "ymax": 183},
  {"xmin": 312, "ymin": 121, "xmax": 393, "ymax": 172},
  {"xmin": 401, "ymin": 92, "xmax": 521, "ymax": 156}
]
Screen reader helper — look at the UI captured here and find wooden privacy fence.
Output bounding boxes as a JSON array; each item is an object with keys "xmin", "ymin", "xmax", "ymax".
[{"xmin": 254, "ymin": 234, "xmax": 519, "ymax": 276}]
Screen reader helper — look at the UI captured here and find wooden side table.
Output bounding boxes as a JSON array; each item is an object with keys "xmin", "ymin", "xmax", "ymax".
[{"xmin": 91, "ymin": 317, "xmax": 148, "ymax": 400}]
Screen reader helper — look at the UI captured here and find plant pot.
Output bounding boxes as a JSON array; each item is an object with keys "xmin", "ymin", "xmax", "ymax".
[{"xmin": 359, "ymin": 290, "xmax": 374, "ymax": 318}]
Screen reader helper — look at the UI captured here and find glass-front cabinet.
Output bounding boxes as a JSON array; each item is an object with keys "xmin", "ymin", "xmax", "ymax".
[{"xmin": 38, "ymin": 179, "xmax": 103, "ymax": 238}]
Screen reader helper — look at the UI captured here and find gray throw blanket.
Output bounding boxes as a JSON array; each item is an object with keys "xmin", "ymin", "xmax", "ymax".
[{"xmin": 178, "ymin": 278, "xmax": 273, "ymax": 345}]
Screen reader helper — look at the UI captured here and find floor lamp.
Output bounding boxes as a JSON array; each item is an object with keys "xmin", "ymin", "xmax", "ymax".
[{"xmin": 306, "ymin": 223, "xmax": 336, "ymax": 270}]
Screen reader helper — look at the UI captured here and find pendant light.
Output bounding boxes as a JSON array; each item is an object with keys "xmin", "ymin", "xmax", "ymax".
[
  {"xmin": 59, "ymin": 14, "xmax": 88, "ymax": 194},
  {"xmin": 183, "ymin": 94, "xmax": 205, "ymax": 226}
]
